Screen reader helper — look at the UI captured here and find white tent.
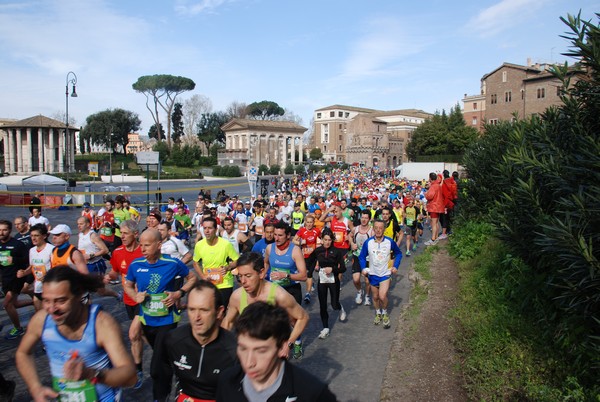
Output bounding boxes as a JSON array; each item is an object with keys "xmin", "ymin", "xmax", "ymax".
[{"xmin": 22, "ymin": 174, "xmax": 68, "ymax": 187}]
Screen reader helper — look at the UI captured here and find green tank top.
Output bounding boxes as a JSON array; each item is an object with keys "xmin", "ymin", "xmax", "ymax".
[{"xmin": 239, "ymin": 282, "xmax": 278, "ymax": 314}]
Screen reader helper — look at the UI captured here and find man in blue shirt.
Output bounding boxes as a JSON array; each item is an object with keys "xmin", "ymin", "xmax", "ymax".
[{"xmin": 124, "ymin": 228, "xmax": 197, "ymax": 401}]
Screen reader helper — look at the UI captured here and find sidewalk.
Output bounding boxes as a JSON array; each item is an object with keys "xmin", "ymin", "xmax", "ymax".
[{"xmin": 0, "ymin": 174, "xmax": 225, "ymax": 186}]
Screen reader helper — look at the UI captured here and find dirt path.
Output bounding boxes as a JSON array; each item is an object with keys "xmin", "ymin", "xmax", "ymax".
[{"xmin": 380, "ymin": 247, "xmax": 468, "ymax": 401}]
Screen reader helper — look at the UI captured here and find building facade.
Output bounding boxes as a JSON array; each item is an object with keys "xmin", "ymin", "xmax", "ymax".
[
  {"xmin": 312, "ymin": 105, "xmax": 431, "ymax": 168},
  {"xmin": 0, "ymin": 115, "xmax": 76, "ymax": 174},
  {"xmin": 462, "ymin": 60, "xmax": 580, "ymax": 127},
  {"xmin": 218, "ymin": 118, "xmax": 307, "ymax": 172}
]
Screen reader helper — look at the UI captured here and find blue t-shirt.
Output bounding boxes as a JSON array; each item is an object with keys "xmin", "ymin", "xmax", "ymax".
[
  {"xmin": 252, "ymin": 239, "xmax": 274, "ymax": 258},
  {"xmin": 126, "ymin": 254, "xmax": 189, "ymax": 327}
]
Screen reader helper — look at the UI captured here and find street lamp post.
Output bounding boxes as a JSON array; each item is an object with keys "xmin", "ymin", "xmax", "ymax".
[{"xmin": 65, "ymin": 71, "xmax": 78, "ymax": 174}]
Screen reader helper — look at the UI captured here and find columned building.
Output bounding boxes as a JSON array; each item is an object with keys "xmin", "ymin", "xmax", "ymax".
[
  {"xmin": 0, "ymin": 115, "xmax": 77, "ymax": 174},
  {"xmin": 312, "ymin": 105, "xmax": 431, "ymax": 168},
  {"xmin": 219, "ymin": 119, "xmax": 307, "ymax": 172}
]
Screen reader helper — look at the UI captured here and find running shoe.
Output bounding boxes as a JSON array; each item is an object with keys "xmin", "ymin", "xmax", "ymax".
[
  {"xmin": 382, "ymin": 313, "xmax": 391, "ymax": 328},
  {"xmin": 364, "ymin": 296, "xmax": 372, "ymax": 306},
  {"xmin": 292, "ymin": 342, "xmax": 303, "ymax": 359},
  {"xmin": 5, "ymin": 326, "xmax": 25, "ymax": 339},
  {"xmin": 339, "ymin": 306, "xmax": 347, "ymax": 322},
  {"xmin": 133, "ymin": 370, "xmax": 144, "ymax": 389},
  {"xmin": 412, "ymin": 243, "xmax": 417, "ymax": 251},
  {"xmin": 438, "ymin": 234, "xmax": 448, "ymax": 240},
  {"xmin": 109, "ymin": 279, "xmax": 121, "ymax": 285},
  {"xmin": 318, "ymin": 328, "xmax": 330, "ymax": 339},
  {"xmin": 355, "ymin": 291, "xmax": 363, "ymax": 305},
  {"xmin": 303, "ymin": 293, "xmax": 311, "ymax": 304},
  {"xmin": 406, "ymin": 250, "xmax": 411, "ymax": 256},
  {"xmin": 374, "ymin": 314, "xmax": 382, "ymax": 325}
]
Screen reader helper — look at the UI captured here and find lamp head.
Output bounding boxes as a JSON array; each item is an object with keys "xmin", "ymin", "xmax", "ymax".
[{"xmin": 70, "ymin": 85, "xmax": 78, "ymax": 97}]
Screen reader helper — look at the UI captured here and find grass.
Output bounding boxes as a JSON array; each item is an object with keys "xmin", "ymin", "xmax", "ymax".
[
  {"xmin": 401, "ymin": 246, "xmax": 435, "ymax": 341},
  {"xmin": 449, "ymin": 222, "xmax": 598, "ymax": 401}
]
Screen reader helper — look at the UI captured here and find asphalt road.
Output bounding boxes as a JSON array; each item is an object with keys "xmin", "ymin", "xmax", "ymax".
[{"xmin": 0, "ymin": 179, "xmax": 428, "ymax": 402}]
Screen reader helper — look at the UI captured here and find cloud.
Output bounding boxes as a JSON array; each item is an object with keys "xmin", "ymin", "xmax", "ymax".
[
  {"xmin": 174, "ymin": 0, "xmax": 235, "ymax": 15},
  {"xmin": 337, "ymin": 16, "xmax": 430, "ymax": 82},
  {"xmin": 468, "ymin": 0, "xmax": 549, "ymax": 37}
]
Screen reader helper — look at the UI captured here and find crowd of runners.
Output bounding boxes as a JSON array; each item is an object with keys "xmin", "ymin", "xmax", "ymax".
[{"xmin": 0, "ymin": 166, "xmax": 459, "ymax": 402}]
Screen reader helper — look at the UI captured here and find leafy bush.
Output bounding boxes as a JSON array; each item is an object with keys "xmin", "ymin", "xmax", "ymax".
[
  {"xmin": 459, "ymin": 13, "xmax": 600, "ymax": 391},
  {"xmin": 284, "ymin": 164, "xmax": 296, "ymax": 174},
  {"xmin": 448, "ymin": 221, "xmax": 494, "ymax": 261},
  {"xmin": 269, "ymin": 164, "xmax": 280, "ymax": 175},
  {"xmin": 258, "ymin": 164, "xmax": 269, "ymax": 175},
  {"xmin": 212, "ymin": 165, "xmax": 221, "ymax": 176}
]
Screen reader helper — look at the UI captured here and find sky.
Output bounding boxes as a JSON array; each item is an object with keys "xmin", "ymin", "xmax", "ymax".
[{"xmin": 0, "ymin": 0, "xmax": 597, "ymax": 136}]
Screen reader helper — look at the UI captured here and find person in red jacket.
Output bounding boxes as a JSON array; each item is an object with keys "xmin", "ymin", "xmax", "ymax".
[
  {"xmin": 424, "ymin": 172, "xmax": 444, "ymax": 245},
  {"xmin": 440, "ymin": 170, "xmax": 458, "ymax": 239}
]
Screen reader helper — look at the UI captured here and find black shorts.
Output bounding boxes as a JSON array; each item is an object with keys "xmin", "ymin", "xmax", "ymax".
[
  {"xmin": 25, "ymin": 273, "xmax": 35, "ymax": 284},
  {"xmin": 282, "ymin": 283, "xmax": 302, "ymax": 305},
  {"xmin": 305, "ymin": 253, "xmax": 317, "ymax": 277},
  {"xmin": 403, "ymin": 225, "xmax": 417, "ymax": 236},
  {"xmin": 125, "ymin": 304, "xmax": 139, "ymax": 321},
  {"xmin": 352, "ymin": 255, "xmax": 364, "ymax": 274},
  {"xmin": 2, "ymin": 277, "xmax": 25, "ymax": 295}
]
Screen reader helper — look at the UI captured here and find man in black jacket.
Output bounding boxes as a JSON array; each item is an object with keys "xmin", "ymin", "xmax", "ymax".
[
  {"xmin": 159, "ymin": 280, "xmax": 237, "ymax": 402},
  {"xmin": 216, "ymin": 302, "xmax": 337, "ymax": 402}
]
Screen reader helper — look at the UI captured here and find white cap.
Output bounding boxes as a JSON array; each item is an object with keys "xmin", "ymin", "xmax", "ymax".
[{"xmin": 49, "ymin": 224, "xmax": 71, "ymax": 235}]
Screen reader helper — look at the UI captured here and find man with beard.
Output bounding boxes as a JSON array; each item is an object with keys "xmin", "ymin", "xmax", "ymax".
[
  {"xmin": 16, "ymin": 266, "xmax": 136, "ymax": 401},
  {"xmin": 0, "ymin": 219, "xmax": 29, "ymax": 339},
  {"xmin": 158, "ymin": 280, "xmax": 238, "ymax": 402}
]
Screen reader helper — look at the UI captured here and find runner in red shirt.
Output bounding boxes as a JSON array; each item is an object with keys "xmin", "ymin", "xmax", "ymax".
[
  {"xmin": 104, "ymin": 220, "xmax": 145, "ymax": 389},
  {"xmin": 293, "ymin": 214, "xmax": 321, "ymax": 304}
]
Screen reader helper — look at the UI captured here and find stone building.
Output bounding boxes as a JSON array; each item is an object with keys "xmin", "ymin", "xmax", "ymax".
[
  {"xmin": 0, "ymin": 115, "xmax": 76, "ymax": 174},
  {"xmin": 462, "ymin": 60, "xmax": 582, "ymax": 127},
  {"xmin": 218, "ymin": 118, "xmax": 307, "ymax": 172},
  {"xmin": 312, "ymin": 105, "xmax": 431, "ymax": 168}
]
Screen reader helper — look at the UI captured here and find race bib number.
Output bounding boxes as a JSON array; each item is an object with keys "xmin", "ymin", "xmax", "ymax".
[
  {"xmin": 372, "ymin": 249, "xmax": 387, "ymax": 267},
  {"xmin": 334, "ymin": 231, "xmax": 345, "ymax": 244},
  {"xmin": 114, "ymin": 217, "xmax": 122, "ymax": 225},
  {"xmin": 142, "ymin": 293, "xmax": 169, "ymax": 317},
  {"xmin": 100, "ymin": 227, "xmax": 112, "ymax": 237},
  {"xmin": 255, "ymin": 226, "xmax": 264, "ymax": 235},
  {"xmin": 238, "ymin": 223, "xmax": 248, "ymax": 232},
  {"xmin": 318, "ymin": 268, "xmax": 335, "ymax": 284},
  {"xmin": 0, "ymin": 251, "xmax": 10, "ymax": 266},
  {"xmin": 406, "ymin": 218, "xmax": 414, "ymax": 226},
  {"xmin": 32, "ymin": 264, "xmax": 47, "ymax": 281},
  {"xmin": 53, "ymin": 377, "xmax": 97, "ymax": 402},
  {"xmin": 270, "ymin": 268, "xmax": 291, "ymax": 287},
  {"xmin": 205, "ymin": 268, "xmax": 223, "ymax": 285}
]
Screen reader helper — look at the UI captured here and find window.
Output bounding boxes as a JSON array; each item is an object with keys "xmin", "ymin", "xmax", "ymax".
[
  {"xmin": 472, "ymin": 117, "xmax": 477, "ymax": 125},
  {"xmin": 330, "ymin": 111, "xmax": 335, "ymax": 117},
  {"xmin": 345, "ymin": 112, "xmax": 349, "ymax": 118},
  {"xmin": 339, "ymin": 124, "xmax": 342, "ymax": 129},
  {"xmin": 537, "ymin": 88, "xmax": 545, "ymax": 99},
  {"xmin": 490, "ymin": 94, "xmax": 497, "ymax": 104},
  {"xmin": 505, "ymin": 91, "xmax": 512, "ymax": 102},
  {"xmin": 488, "ymin": 118, "xmax": 498, "ymax": 125},
  {"xmin": 338, "ymin": 111, "xmax": 343, "ymax": 117},
  {"xmin": 339, "ymin": 134, "xmax": 342, "ymax": 140},
  {"xmin": 521, "ymin": 89, "xmax": 525, "ymax": 100},
  {"xmin": 502, "ymin": 71, "xmax": 507, "ymax": 82},
  {"xmin": 339, "ymin": 145, "xmax": 342, "ymax": 152},
  {"xmin": 324, "ymin": 145, "xmax": 327, "ymax": 151},
  {"xmin": 473, "ymin": 102, "xmax": 477, "ymax": 110},
  {"xmin": 557, "ymin": 86, "xmax": 564, "ymax": 96},
  {"xmin": 316, "ymin": 113, "xmax": 321, "ymax": 119}
]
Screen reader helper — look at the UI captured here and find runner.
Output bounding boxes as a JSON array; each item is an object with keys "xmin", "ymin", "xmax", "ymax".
[
  {"xmin": 192, "ymin": 216, "xmax": 239, "ymax": 308},
  {"xmin": 221, "ymin": 217, "xmax": 252, "ymax": 254},
  {"xmin": 160, "ymin": 280, "xmax": 238, "ymax": 402},
  {"xmin": 349, "ymin": 210, "xmax": 374, "ymax": 306},
  {"xmin": 358, "ymin": 219, "xmax": 403, "ymax": 329},
  {"xmin": 313, "ymin": 228, "xmax": 348, "ymax": 339},
  {"xmin": 17, "ymin": 224, "xmax": 54, "ymax": 312},
  {"xmin": 15, "ymin": 266, "xmax": 137, "ymax": 401},
  {"xmin": 221, "ymin": 252, "xmax": 309, "ymax": 359},
  {"xmin": 292, "ymin": 213, "xmax": 321, "ymax": 304}
]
